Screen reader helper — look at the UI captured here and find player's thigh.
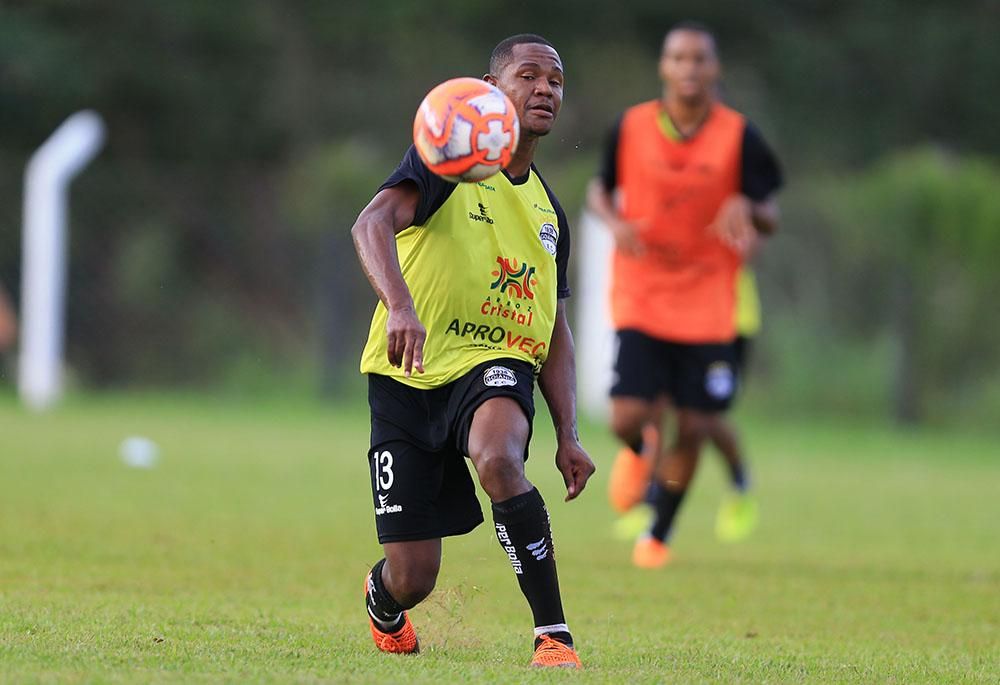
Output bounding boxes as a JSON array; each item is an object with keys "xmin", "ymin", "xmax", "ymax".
[
  {"xmin": 467, "ymin": 396, "xmax": 531, "ymax": 461},
  {"xmin": 451, "ymin": 359, "xmax": 536, "ymax": 460}
]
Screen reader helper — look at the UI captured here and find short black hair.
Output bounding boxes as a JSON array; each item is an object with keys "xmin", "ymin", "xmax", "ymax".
[
  {"xmin": 489, "ymin": 33, "xmax": 555, "ymax": 76},
  {"xmin": 663, "ymin": 20, "xmax": 718, "ymax": 54}
]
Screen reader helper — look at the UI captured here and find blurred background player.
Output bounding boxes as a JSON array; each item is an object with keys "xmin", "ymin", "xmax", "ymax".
[
  {"xmin": 351, "ymin": 35, "xmax": 594, "ymax": 666},
  {"xmin": 612, "ymin": 256, "xmax": 766, "ymax": 545},
  {"xmin": 587, "ymin": 21, "xmax": 782, "ymax": 568}
]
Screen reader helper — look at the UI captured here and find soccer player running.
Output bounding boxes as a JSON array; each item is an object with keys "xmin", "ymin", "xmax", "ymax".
[
  {"xmin": 351, "ymin": 34, "xmax": 595, "ymax": 667},
  {"xmin": 587, "ymin": 22, "xmax": 782, "ymax": 568}
]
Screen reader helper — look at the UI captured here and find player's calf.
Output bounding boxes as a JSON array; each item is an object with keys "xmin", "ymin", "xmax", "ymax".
[{"xmin": 491, "ymin": 487, "xmax": 579, "ymax": 663}]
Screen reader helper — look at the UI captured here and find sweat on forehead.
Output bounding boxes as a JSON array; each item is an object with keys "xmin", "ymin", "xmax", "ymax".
[{"xmin": 489, "ymin": 33, "xmax": 558, "ymax": 75}]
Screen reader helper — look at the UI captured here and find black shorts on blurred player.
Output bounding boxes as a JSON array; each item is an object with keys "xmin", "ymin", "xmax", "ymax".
[
  {"xmin": 610, "ymin": 329, "xmax": 739, "ymax": 412},
  {"xmin": 366, "ymin": 358, "xmax": 536, "ymax": 544},
  {"xmin": 732, "ymin": 335, "xmax": 752, "ymax": 376}
]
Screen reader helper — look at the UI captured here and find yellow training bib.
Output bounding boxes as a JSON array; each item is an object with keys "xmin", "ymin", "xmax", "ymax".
[{"xmin": 361, "ymin": 172, "xmax": 562, "ymax": 388}]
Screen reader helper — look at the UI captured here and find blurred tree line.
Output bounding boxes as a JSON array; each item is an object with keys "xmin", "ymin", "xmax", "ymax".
[{"xmin": 1, "ymin": 0, "xmax": 998, "ymax": 424}]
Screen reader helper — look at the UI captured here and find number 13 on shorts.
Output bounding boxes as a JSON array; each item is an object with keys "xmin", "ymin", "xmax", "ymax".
[{"xmin": 372, "ymin": 449, "xmax": 394, "ymax": 492}]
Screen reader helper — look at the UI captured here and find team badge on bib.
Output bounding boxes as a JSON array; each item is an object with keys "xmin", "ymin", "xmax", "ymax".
[
  {"xmin": 705, "ymin": 362, "xmax": 735, "ymax": 400},
  {"xmin": 484, "ymin": 366, "xmax": 518, "ymax": 387},
  {"xmin": 538, "ymin": 222, "xmax": 558, "ymax": 256}
]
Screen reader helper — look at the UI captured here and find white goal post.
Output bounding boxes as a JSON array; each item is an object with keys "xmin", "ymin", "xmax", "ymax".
[{"xmin": 19, "ymin": 111, "xmax": 105, "ymax": 411}]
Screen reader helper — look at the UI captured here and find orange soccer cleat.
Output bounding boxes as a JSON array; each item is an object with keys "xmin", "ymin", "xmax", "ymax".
[
  {"xmin": 607, "ymin": 424, "xmax": 659, "ymax": 513},
  {"xmin": 530, "ymin": 634, "xmax": 582, "ymax": 669},
  {"xmin": 365, "ymin": 572, "xmax": 420, "ymax": 654},
  {"xmin": 632, "ymin": 535, "xmax": 671, "ymax": 569}
]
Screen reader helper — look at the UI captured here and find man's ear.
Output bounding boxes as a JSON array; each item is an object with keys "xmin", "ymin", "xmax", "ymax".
[{"xmin": 483, "ymin": 73, "xmax": 498, "ymax": 86}]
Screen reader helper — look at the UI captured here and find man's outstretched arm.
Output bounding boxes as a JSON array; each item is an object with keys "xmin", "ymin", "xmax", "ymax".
[
  {"xmin": 351, "ymin": 182, "xmax": 426, "ymax": 377},
  {"xmin": 538, "ymin": 301, "xmax": 596, "ymax": 501}
]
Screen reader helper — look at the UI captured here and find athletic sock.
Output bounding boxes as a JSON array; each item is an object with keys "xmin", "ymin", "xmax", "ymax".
[
  {"xmin": 492, "ymin": 488, "xmax": 572, "ymax": 646},
  {"xmin": 644, "ymin": 479, "xmax": 662, "ymax": 505},
  {"xmin": 366, "ymin": 558, "xmax": 406, "ymax": 633},
  {"xmin": 649, "ymin": 486, "xmax": 687, "ymax": 542},
  {"xmin": 728, "ymin": 462, "xmax": 749, "ymax": 492}
]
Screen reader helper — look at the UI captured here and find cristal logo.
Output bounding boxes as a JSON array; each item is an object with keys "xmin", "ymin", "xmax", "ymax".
[{"xmin": 490, "ymin": 256, "xmax": 537, "ymax": 300}]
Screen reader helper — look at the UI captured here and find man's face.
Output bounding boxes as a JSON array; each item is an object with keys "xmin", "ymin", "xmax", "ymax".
[
  {"xmin": 659, "ymin": 30, "xmax": 719, "ymax": 104},
  {"xmin": 488, "ymin": 43, "xmax": 564, "ymax": 137}
]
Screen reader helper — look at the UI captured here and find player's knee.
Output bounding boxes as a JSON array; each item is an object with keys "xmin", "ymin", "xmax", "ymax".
[
  {"xmin": 610, "ymin": 413, "xmax": 645, "ymax": 444},
  {"xmin": 473, "ymin": 448, "xmax": 527, "ymax": 500}
]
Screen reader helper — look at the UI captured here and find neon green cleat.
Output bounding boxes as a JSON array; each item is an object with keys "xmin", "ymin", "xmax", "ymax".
[
  {"xmin": 715, "ymin": 492, "xmax": 759, "ymax": 543},
  {"xmin": 613, "ymin": 505, "xmax": 653, "ymax": 541}
]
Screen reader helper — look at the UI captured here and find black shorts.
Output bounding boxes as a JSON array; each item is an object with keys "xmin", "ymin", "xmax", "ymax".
[
  {"xmin": 610, "ymin": 329, "xmax": 739, "ymax": 412},
  {"xmin": 732, "ymin": 335, "xmax": 753, "ymax": 376},
  {"xmin": 367, "ymin": 358, "xmax": 535, "ymax": 544}
]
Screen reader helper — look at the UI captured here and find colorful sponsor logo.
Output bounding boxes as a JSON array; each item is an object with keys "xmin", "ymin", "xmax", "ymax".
[
  {"xmin": 491, "ymin": 256, "xmax": 537, "ymax": 300},
  {"xmin": 445, "ymin": 318, "xmax": 547, "ymax": 357}
]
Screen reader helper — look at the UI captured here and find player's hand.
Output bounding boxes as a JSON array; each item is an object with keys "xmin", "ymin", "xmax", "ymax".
[
  {"xmin": 711, "ymin": 194, "xmax": 755, "ymax": 255},
  {"xmin": 555, "ymin": 439, "xmax": 596, "ymax": 502},
  {"xmin": 385, "ymin": 304, "xmax": 426, "ymax": 377},
  {"xmin": 608, "ymin": 217, "xmax": 646, "ymax": 257}
]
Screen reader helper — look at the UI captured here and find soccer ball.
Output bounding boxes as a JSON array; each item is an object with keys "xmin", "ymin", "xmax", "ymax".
[{"xmin": 413, "ymin": 77, "xmax": 519, "ymax": 183}]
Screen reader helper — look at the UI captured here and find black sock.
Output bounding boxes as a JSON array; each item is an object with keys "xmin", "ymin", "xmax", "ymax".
[
  {"xmin": 627, "ymin": 435, "xmax": 644, "ymax": 455},
  {"xmin": 728, "ymin": 462, "xmax": 749, "ymax": 491},
  {"xmin": 366, "ymin": 558, "xmax": 405, "ymax": 633},
  {"xmin": 649, "ymin": 487, "xmax": 687, "ymax": 542},
  {"xmin": 492, "ymin": 488, "xmax": 573, "ymax": 647},
  {"xmin": 644, "ymin": 479, "xmax": 661, "ymax": 505}
]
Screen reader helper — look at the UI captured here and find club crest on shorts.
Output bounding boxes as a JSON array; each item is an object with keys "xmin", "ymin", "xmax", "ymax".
[
  {"xmin": 538, "ymin": 222, "xmax": 558, "ymax": 256},
  {"xmin": 705, "ymin": 362, "xmax": 735, "ymax": 400},
  {"xmin": 483, "ymin": 365, "xmax": 517, "ymax": 387}
]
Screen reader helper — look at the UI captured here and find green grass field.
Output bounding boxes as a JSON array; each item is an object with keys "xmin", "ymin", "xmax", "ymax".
[{"xmin": 1, "ymin": 393, "xmax": 998, "ymax": 684}]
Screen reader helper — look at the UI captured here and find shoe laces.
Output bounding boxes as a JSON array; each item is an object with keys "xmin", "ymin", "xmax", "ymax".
[
  {"xmin": 532, "ymin": 634, "xmax": 581, "ymax": 667},
  {"xmin": 372, "ymin": 616, "xmax": 417, "ymax": 653}
]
